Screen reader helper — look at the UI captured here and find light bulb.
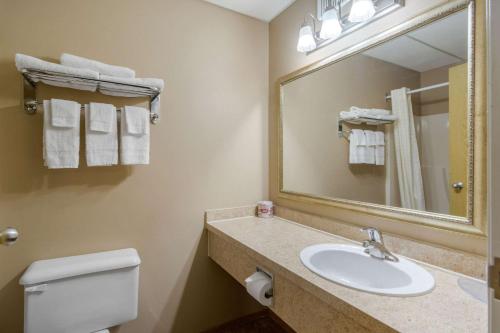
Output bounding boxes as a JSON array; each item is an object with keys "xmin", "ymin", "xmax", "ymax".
[
  {"xmin": 297, "ymin": 24, "xmax": 317, "ymax": 53},
  {"xmin": 320, "ymin": 8, "xmax": 342, "ymax": 40},
  {"xmin": 348, "ymin": 0, "xmax": 376, "ymax": 23}
]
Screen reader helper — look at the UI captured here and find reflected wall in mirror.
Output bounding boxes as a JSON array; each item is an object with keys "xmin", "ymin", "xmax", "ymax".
[{"xmin": 281, "ymin": 5, "xmax": 473, "ymax": 222}]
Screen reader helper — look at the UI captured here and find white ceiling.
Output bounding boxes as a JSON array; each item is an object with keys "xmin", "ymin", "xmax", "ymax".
[
  {"xmin": 363, "ymin": 10, "xmax": 468, "ymax": 72},
  {"xmin": 203, "ymin": 0, "xmax": 297, "ymax": 22}
]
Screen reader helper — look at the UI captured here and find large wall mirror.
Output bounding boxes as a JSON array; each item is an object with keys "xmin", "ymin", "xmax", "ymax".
[{"xmin": 279, "ymin": 0, "xmax": 484, "ymax": 229}]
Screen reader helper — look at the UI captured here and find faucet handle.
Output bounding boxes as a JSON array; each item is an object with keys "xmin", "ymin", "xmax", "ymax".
[{"xmin": 360, "ymin": 227, "xmax": 383, "ymax": 243}]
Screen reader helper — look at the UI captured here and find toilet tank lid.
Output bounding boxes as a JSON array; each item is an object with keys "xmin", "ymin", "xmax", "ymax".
[{"xmin": 19, "ymin": 248, "xmax": 141, "ymax": 286}]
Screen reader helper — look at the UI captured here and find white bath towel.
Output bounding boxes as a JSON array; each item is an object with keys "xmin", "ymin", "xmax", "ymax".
[
  {"xmin": 120, "ymin": 106, "xmax": 150, "ymax": 165},
  {"xmin": 99, "ymin": 75, "xmax": 164, "ymax": 95},
  {"xmin": 349, "ymin": 129, "xmax": 365, "ymax": 164},
  {"xmin": 339, "ymin": 110, "xmax": 397, "ymax": 122},
  {"xmin": 85, "ymin": 104, "xmax": 118, "ymax": 167},
  {"xmin": 15, "ymin": 54, "xmax": 99, "ymax": 91},
  {"xmin": 61, "ymin": 53, "xmax": 136, "ymax": 78},
  {"xmin": 364, "ymin": 130, "xmax": 376, "ymax": 165},
  {"xmin": 350, "ymin": 106, "xmax": 390, "ymax": 116},
  {"xmin": 375, "ymin": 131, "xmax": 385, "ymax": 166},
  {"xmin": 89, "ymin": 102, "xmax": 114, "ymax": 132},
  {"xmin": 50, "ymin": 99, "xmax": 80, "ymax": 128},
  {"xmin": 43, "ymin": 100, "xmax": 80, "ymax": 169},
  {"xmin": 123, "ymin": 106, "xmax": 149, "ymax": 135}
]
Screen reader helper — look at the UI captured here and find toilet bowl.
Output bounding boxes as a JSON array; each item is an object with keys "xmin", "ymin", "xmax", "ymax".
[{"xmin": 20, "ymin": 248, "xmax": 141, "ymax": 333}]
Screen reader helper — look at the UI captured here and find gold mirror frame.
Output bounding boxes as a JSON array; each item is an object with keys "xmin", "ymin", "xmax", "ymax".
[{"xmin": 278, "ymin": 0, "xmax": 487, "ymax": 236}]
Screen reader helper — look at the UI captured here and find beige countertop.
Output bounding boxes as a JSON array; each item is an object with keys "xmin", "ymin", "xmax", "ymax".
[{"xmin": 206, "ymin": 216, "xmax": 487, "ymax": 333}]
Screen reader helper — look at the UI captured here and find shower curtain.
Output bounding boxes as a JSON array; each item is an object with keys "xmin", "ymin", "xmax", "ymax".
[{"xmin": 390, "ymin": 88, "xmax": 426, "ymax": 211}]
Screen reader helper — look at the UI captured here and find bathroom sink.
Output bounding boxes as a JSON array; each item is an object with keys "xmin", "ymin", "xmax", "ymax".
[{"xmin": 300, "ymin": 244, "xmax": 435, "ymax": 296}]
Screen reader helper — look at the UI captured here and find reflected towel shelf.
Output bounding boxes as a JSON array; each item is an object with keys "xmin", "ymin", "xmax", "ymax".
[
  {"xmin": 338, "ymin": 117, "xmax": 395, "ymax": 138},
  {"xmin": 21, "ymin": 68, "xmax": 161, "ymax": 124}
]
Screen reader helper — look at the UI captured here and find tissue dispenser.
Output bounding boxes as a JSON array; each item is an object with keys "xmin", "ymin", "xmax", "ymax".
[{"xmin": 245, "ymin": 268, "xmax": 273, "ymax": 306}]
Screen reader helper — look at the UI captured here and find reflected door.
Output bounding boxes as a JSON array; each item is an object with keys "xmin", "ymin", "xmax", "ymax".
[{"xmin": 448, "ymin": 63, "xmax": 468, "ymax": 217}]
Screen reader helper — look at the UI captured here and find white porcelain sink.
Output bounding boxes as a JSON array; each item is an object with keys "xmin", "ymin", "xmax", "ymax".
[{"xmin": 300, "ymin": 244, "xmax": 435, "ymax": 296}]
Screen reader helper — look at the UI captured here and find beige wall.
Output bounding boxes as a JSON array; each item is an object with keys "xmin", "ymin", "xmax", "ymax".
[
  {"xmin": 282, "ymin": 54, "xmax": 420, "ymax": 203},
  {"xmin": 0, "ymin": 1, "xmax": 268, "ymax": 332},
  {"xmin": 269, "ymin": 0, "xmax": 487, "ymax": 255}
]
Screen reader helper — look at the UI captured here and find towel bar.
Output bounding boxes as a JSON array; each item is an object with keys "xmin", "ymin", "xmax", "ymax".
[
  {"xmin": 24, "ymin": 99, "xmax": 159, "ymax": 124},
  {"xmin": 338, "ymin": 117, "xmax": 394, "ymax": 138}
]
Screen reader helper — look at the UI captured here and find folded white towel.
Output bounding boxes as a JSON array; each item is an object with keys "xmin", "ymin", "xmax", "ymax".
[
  {"xmin": 85, "ymin": 104, "xmax": 118, "ymax": 167},
  {"xmin": 350, "ymin": 106, "xmax": 390, "ymax": 116},
  {"xmin": 349, "ymin": 129, "xmax": 365, "ymax": 164},
  {"xmin": 99, "ymin": 75, "xmax": 164, "ymax": 94},
  {"xmin": 43, "ymin": 100, "xmax": 80, "ymax": 169},
  {"xmin": 89, "ymin": 102, "xmax": 114, "ymax": 132},
  {"xmin": 61, "ymin": 53, "xmax": 135, "ymax": 78},
  {"xmin": 375, "ymin": 131, "xmax": 385, "ymax": 166},
  {"xmin": 15, "ymin": 54, "xmax": 99, "ymax": 91},
  {"xmin": 362, "ymin": 114, "xmax": 398, "ymax": 122},
  {"xmin": 123, "ymin": 106, "xmax": 149, "ymax": 135},
  {"xmin": 121, "ymin": 106, "xmax": 150, "ymax": 165},
  {"xmin": 50, "ymin": 99, "xmax": 80, "ymax": 128},
  {"xmin": 339, "ymin": 111, "xmax": 397, "ymax": 122},
  {"xmin": 339, "ymin": 111, "xmax": 362, "ymax": 122},
  {"xmin": 99, "ymin": 75, "xmax": 164, "ymax": 115},
  {"xmin": 364, "ymin": 130, "xmax": 376, "ymax": 165},
  {"xmin": 150, "ymin": 96, "xmax": 161, "ymax": 118}
]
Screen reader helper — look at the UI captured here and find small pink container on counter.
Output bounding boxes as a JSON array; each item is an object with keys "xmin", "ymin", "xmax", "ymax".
[{"xmin": 257, "ymin": 201, "xmax": 274, "ymax": 218}]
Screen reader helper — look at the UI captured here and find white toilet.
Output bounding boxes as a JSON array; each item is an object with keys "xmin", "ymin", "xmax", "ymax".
[{"xmin": 19, "ymin": 248, "xmax": 141, "ymax": 333}]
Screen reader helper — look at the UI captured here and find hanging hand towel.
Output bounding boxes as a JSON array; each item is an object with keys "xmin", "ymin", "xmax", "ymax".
[
  {"xmin": 120, "ymin": 106, "xmax": 150, "ymax": 165},
  {"xmin": 85, "ymin": 104, "xmax": 118, "ymax": 167},
  {"xmin": 43, "ymin": 100, "xmax": 80, "ymax": 169},
  {"xmin": 123, "ymin": 105, "xmax": 149, "ymax": 135},
  {"xmin": 364, "ymin": 130, "xmax": 376, "ymax": 165},
  {"xmin": 349, "ymin": 129, "xmax": 365, "ymax": 164},
  {"xmin": 61, "ymin": 53, "xmax": 136, "ymax": 78},
  {"xmin": 89, "ymin": 102, "xmax": 114, "ymax": 132},
  {"xmin": 50, "ymin": 99, "xmax": 80, "ymax": 128},
  {"xmin": 375, "ymin": 131, "xmax": 385, "ymax": 166}
]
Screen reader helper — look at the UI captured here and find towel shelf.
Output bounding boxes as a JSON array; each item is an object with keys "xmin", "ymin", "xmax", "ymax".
[
  {"xmin": 21, "ymin": 69, "xmax": 161, "ymax": 124},
  {"xmin": 338, "ymin": 117, "xmax": 395, "ymax": 138}
]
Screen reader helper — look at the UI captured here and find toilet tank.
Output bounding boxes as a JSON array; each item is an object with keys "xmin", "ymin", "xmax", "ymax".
[{"xmin": 19, "ymin": 248, "xmax": 141, "ymax": 333}]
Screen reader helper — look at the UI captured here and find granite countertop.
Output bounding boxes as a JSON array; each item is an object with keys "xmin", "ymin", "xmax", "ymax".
[{"xmin": 206, "ymin": 216, "xmax": 487, "ymax": 333}]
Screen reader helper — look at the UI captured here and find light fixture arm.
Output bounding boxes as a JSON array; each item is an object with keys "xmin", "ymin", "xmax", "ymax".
[{"xmin": 301, "ymin": 13, "xmax": 319, "ymax": 37}]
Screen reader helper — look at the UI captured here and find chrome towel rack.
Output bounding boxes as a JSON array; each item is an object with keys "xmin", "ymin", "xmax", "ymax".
[
  {"xmin": 23, "ymin": 100, "xmax": 159, "ymax": 124},
  {"xmin": 338, "ymin": 117, "xmax": 395, "ymax": 138},
  {"xmin": 21, "ymin": 69, "xmax": 161, "ymax": 124}
]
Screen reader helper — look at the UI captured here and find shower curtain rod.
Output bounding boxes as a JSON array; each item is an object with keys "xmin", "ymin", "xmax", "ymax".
[{"xmin": 385, "ymin": 82, "xmax": 449, "ymax": 101}]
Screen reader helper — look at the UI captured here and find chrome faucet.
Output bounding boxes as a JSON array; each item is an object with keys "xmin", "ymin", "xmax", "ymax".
[{"xmin": 360, "ymin": 227, "xmax": 398, "ymax": 262}]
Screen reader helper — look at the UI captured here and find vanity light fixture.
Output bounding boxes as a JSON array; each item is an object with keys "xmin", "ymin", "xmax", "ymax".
[
  {"xmin": 296, "ymin": 0, "xmax": 404, "ymax": 54},
  {"xmin": 297, "ymin": 22, "xmax": 317, "ymax": 53},
  {"xmin": 348, "ymin": 0, "xmax": 376, "ymax": 22},
  {"xmin": 319, "ymin": 6, "xmax": 343, "ymax": 40}
]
